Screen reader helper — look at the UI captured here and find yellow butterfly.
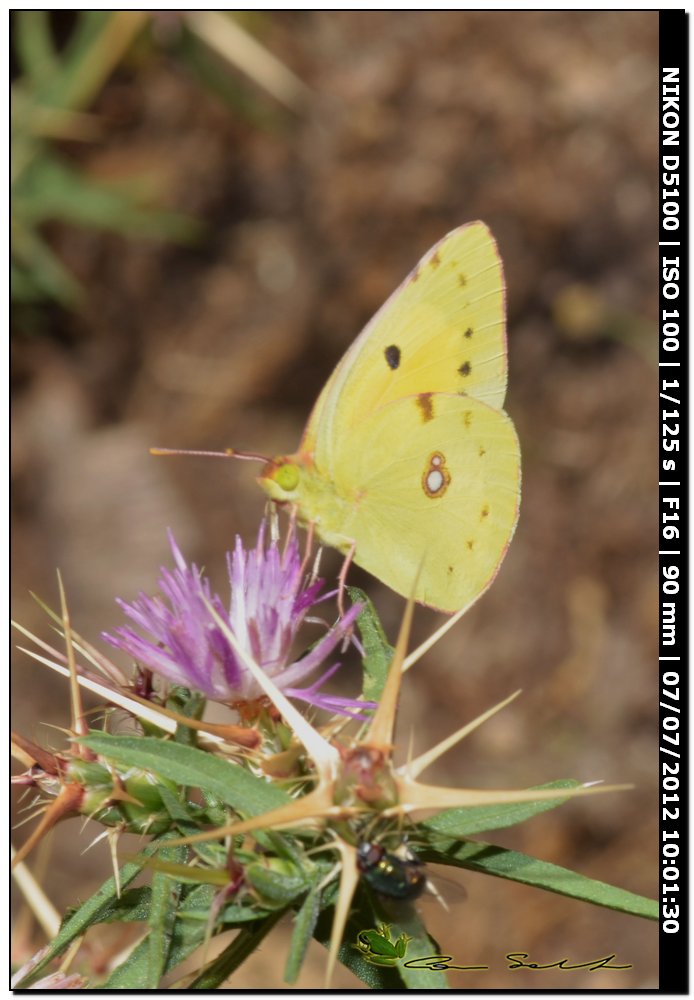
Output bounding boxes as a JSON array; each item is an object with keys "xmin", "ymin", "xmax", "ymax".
[{"xmin": 257, "ymin": 221, "xmax": 521, "ymax": 614}]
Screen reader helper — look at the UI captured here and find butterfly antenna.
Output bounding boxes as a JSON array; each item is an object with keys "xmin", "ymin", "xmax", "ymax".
[{"xmin": 150, "ymin": 446, "xmax": 269, "ymax": 463}]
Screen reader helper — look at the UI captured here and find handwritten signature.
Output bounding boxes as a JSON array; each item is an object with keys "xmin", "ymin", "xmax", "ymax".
[{"xmin": 403, "ymin": 952, "xmax": 632, "ymax": 972}]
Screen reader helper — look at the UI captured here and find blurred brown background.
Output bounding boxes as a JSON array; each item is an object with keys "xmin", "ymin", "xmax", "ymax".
[{"xmin": 12, "ymin": 11, "xmax": 658, "ymax": 989}]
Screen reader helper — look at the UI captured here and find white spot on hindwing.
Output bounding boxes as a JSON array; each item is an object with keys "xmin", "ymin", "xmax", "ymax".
[
  {"xmin": 426, "ymin": 469, "xmax": 445, "ymax": 493},
  {"xmin": 422, "ymin": 451, "xmax": 451, "ymax": 498}
]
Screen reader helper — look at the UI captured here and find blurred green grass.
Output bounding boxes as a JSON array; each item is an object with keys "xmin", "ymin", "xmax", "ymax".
[{"xmin": 11, "ymin": 10, "xmax": 305, "ymax": 308}]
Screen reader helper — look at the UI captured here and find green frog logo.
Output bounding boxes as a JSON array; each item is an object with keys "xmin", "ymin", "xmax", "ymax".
[{"xmin": 354, "ymin": 923, "xmax": 411, "ymax": 966}]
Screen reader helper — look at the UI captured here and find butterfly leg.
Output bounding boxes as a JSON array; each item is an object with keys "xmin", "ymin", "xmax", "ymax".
[
  {"xmin": 337, "ymin": 540, "xmax": 357, "ymax": 619},
  {"xmin": 282, "ymin": 503, "xmax": 298, "ymax": 558},
  {"xmin": 299, "ymin": 518, "xmax": 316, "ymax": 579}
]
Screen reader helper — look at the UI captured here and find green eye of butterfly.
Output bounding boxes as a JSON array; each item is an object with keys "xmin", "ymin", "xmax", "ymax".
[{"xmin": 274, "ymin": 463, "xmax": 300, "ymax": 492}]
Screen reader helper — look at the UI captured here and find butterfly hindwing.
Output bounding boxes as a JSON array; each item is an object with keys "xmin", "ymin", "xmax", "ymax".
[{"xmin": 330, "ymin": 392, "xmax": 520, "ymax": 612}]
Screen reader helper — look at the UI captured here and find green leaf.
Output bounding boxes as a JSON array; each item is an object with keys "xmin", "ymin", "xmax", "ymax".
[
  {"xmin": 348, "ymin": 587, "xmax": 393, "ymax": 702},
  {"xmin": 263, "ymin": 829, "xmax": 308, "ymax": 868},
  {"xmin": 14, "ymin": 845, "xmax": 159, "ymax": 986},
  {"xmin": 419, "ymin": 839, "xmax": 658, "ymax": 920},
  {"xmin": 245, "ymin": 859, "xmax": 310, "ymax": 907},
  {"xmin": 421, "ymin": 780, "xmax": 582, "ymax": 836},
  {"xmin": 216, "ymin": 902, "xmax": 274, "ymax": 925},
  {"xmin": 147, "ymin": 839, "xmax": 188, "ymax": 988},
  {"xmin": 102, "ymin": 884, "xmax": 219, "ymax": 989},
  {"xmin": 79, "ymin": 733, "xmax": 290, "ymax": 816},
  {"xmin": 284, "ymin": 879, "xmax": 322, "ymax": 984},
  {"xmin": 13, "ymin": 11, "xmax": 58, "ymax": 85},
  {"xmin": 173, "ymin": 883, "xmax": 281, "ymax": 938},
  {"xmin": 168, "ymin": 687, "xmax": 207, "ymax": 746},
  {"xmin": 11, "ymin": 223, "xmax": 82, "ymax": 305},
  {"xmin": 35, "ymin": 12, "xmax": 144, "ymax": 112},
  {"xmin": 198, "ymin": 789, "xmax": 228, "ymax": 828},
  {"xmin": 169, "ymin": 884, "xmax": 232, "ymax": 969},
  {"xmin": 15, "ymin": 154, "xmax": 199, "ymax": 241},
  {"xmin": 91, "ymin": 887, "xmax": 153, "ymax": 925},
  {"xmin": 177, "ymin": 883, "xmax": 216, "ymax": 916},
  {"xmin": 187, "ymin": 912, "xmax": 285, "ymax": 989},
  {"xmin": 100, "ymin": 936, "xmax": 156, "ymax": 990},
  {"xmin": 157, "ymin": 783, "xmax": 193, "ymax": 824},
  {"xmin": 157, "ymin": 784, "xmax": 224, "ymax": 867}
]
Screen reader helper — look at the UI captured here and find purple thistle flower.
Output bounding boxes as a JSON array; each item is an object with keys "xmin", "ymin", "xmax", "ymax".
[{"xmin": 102, "ymin": 523, "xmax": 367, "ymax": 716}]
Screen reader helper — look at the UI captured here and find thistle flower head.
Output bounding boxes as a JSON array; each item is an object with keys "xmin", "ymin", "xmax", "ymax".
[{"xmin": 102, "ymin": 524, "xmax": 363, "ymax": 715}]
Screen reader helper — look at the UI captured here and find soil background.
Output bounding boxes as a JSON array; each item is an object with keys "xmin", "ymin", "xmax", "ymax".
[{"xmin": 12, "ymin": 10, "xmax": 659, "ymax": 990}]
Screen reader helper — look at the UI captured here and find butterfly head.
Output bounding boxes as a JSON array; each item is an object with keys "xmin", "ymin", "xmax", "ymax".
[{"xmin": 258, "ymin": 457, "xmax": 303, "ymax": 504}]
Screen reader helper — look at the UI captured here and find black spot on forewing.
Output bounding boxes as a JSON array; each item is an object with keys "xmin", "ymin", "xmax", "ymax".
[
  {"xmin": 458, "ymin": 360, "xmax": 471, "ymax": 377},
  {"xmin": 464, "ymin": 327, "xmax": 473, "ymax": 339},
  {"xmin": 384, "ymin": 345, "xmax": 401, "ymax": 370}
]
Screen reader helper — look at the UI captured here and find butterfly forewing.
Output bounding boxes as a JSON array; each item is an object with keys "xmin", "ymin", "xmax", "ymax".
[{"xmin": 303, "ymin": 222, "xmax": 508, "ymax": 479}]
